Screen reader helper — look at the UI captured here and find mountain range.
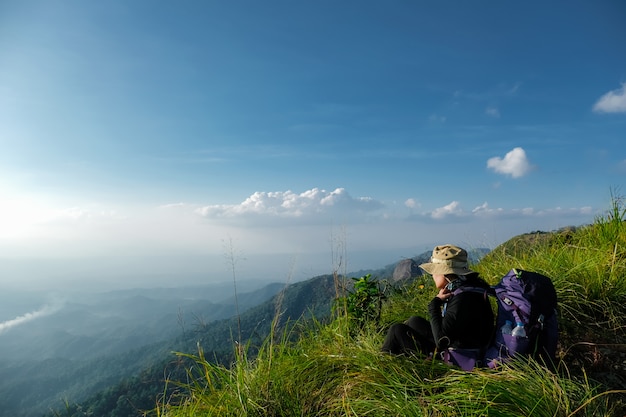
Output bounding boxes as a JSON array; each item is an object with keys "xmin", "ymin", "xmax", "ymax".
[{"xmin": 0, "ymin": 248, "xmax": 489, "ymax": 417}]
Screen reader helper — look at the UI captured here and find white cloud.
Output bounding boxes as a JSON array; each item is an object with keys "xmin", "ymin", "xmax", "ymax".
[
  {"xmin": 471, "ymin": 202, "xmax": 593, "ymax": 219},
  {"xmin": 472, "ymin": 202, "xmax": 497, "ymax": 215},
  {"xmin": 486, "ymin": 106, "xmax": 500, "ymax": 118},
  {"xmin": 487, "ymin": 147, "xmax": 532, "ymax": 178},
  {"xmin": 431, "ymin": 201, "xmax": 464, "ymax": 219},
  {"xmin": 0, "ymin": 301, "xmax": 64, "ymax": 334},
  {"xmin": 404, "ymin": 198, "xmax": 420, "ymax": 209},
  {"xmin": 593, "ymin": 83, "xmax": 626, "ymax": 113},
  {"xmin": 409, "ymin": 201, "xmax": 595, "ymax": 224},
  {"xmin": 196, "ymin": 188, "xmax": 384, "ymax": 225},
  {"xmin": 472, "ymin": 202, "xmax": 522, "ymax": 218},
  {"xmin": 158, "ymin": 202, "xmax": 186, "ymax": 209}
]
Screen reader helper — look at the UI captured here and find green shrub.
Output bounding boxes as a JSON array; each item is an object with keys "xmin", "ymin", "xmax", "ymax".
[{"xmin": 342, "ymin": 274, "xmax": 387, "ymax": 330}]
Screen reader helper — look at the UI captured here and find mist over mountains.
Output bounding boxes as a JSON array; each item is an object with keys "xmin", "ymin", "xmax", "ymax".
[
  {"xmin": 0, "ymin": 248, "xmax": 490, "ymax": 417},
  {"xmin": 0, "ymin": 280, "xmax": 285, "ymax": 417},
  {"xmin": 0, "ymin": 280, "xmax": 284, "ymax": 359}
]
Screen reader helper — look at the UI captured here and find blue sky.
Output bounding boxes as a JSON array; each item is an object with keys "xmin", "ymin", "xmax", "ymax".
[{"xmin": 1, "ymin": 1, "xmax": 625, "ymax": 289}]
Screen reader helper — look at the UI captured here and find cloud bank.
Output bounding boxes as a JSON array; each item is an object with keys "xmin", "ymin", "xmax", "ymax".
[
  {"xmin": 192, "ymin": 186, "xmax": 594, "ymax": 227},
  {"xmin": 196, "ymin": 188, "xmax": 384, "ymax": 225},
  {"xmin": 0, "ymin": 185, "xmax": 600, "ymax": 289},
  {"xmin": 406, "ymin": 201, "xmax": 593, "ymax": 223}
]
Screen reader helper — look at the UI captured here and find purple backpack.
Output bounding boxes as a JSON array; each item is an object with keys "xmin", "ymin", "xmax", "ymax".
[{"xmin": 484, "ymin": 269, "xmax": 559, "ymax": 368}]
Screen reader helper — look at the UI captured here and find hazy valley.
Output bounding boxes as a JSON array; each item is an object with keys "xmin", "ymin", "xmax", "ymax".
[{"xmin": 0, "ymin": 280, "xmax": 285, "ymax": 417}]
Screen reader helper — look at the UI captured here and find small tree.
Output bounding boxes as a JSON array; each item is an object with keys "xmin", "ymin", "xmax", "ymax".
[{"xmin": 344, "ymin": 274, "xmax": 386, "ymax": 330}]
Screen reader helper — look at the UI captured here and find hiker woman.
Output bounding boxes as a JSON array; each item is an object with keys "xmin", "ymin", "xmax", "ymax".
[{"xmin": 381, "ymin": 244, "xmax": 494, "ymax": 370}]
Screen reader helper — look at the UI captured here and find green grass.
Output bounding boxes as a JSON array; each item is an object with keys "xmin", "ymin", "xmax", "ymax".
[{"xmin": 158, "ymin": 196, "xmax": 626, "ymax": 417}]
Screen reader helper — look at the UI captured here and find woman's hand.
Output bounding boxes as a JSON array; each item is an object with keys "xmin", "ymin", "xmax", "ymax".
[{"xmin": 436, "ymin": 288, "xmax": 452, "ymax": 301}]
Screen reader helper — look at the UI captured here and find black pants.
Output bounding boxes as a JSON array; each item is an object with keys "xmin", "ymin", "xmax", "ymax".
[{"xmin": 381, "ymin": 316, "xmax": 436, "ymax": 355}]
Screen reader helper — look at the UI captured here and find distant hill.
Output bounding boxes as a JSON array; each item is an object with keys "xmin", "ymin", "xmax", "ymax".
[
  {"xmin": 351, "ymin": 247, "xmax": 490, "ymax": 283},
  {"xmin": 0, "ymin": 281, "xmax": 285, "ymax": 417},
  {"xmin": 38, "ymin": 273, "xmax": 340, "ymax": 417}
]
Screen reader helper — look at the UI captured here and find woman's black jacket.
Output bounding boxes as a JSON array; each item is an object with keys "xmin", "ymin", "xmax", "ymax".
[{"xmin": 428, "ymin": 276, "xmax": 495, "ymax": 351}]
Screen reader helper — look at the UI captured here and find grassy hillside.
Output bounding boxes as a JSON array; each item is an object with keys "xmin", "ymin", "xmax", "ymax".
[{"xmin": 157, "ymin": 197, "xmax": 626, "ymax": 416}]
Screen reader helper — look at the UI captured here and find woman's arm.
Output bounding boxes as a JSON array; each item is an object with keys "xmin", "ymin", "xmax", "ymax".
[{"xmin": 429, "ymin": 297, "xmax": 451, "ymax": 349}]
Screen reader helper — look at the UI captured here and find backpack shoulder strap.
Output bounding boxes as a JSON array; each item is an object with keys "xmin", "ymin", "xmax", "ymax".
[{"xmin": 453, "ymin": 286, "xmax": 490, "ymax": 301}]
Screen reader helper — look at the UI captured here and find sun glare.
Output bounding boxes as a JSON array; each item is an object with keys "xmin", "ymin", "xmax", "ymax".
[{"xmin": 0, "ymin": 196, "xmax": 54, "ymax": 239}]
